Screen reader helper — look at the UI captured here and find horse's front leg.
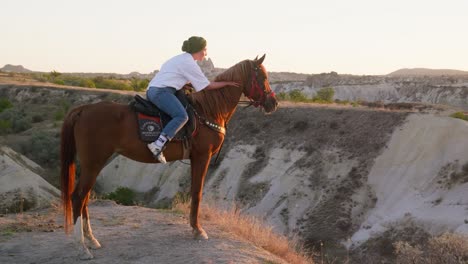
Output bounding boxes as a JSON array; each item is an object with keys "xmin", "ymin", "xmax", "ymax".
[{"xmin": 190, "ymin": 153, "xmax": 212, "ymax": 240}]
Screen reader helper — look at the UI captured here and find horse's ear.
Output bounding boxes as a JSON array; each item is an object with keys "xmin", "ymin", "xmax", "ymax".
[
  {"xmin": 254, "ymin": 55, "xmax": 258, "ymax": 61},
  {"xmin": 256, "ymin": 54, "xmax": 266, "ymax": 65}
]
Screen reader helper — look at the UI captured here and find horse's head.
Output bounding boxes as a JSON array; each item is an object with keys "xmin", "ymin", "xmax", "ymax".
[{"xmin": 243, "ymin": 54, "xmax": 278, "ymax": 113}]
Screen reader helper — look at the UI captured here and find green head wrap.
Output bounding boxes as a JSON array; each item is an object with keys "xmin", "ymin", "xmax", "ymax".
[{"xmin": 181, "ymin": 36, "xmax": 207, "ymax": 54}]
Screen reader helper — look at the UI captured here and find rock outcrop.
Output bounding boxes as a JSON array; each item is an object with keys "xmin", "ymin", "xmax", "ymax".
[{"xmin": 0, "ymin": 146, "xmax": 59, "ymax": 213}]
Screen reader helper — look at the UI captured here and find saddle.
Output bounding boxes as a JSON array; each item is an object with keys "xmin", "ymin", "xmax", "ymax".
[{"xmin": 129, "ymin": 90, "xmax": 197, "ymax": 144}]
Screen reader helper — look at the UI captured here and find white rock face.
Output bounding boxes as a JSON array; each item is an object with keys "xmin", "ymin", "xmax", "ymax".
[
  {"xmin": 97, "ymin": 157, "xmax": 190, "ymax": 207},
  {"xmin": 272, "ymin": 82, "xmax": 400, "ymax": 102},
  {"xmin": 271, "ymin": 81, "xmax": 468, "ymax": 109},
  {"xmin": 351, "ymin": 114, "xmax": 468, "ymax": 245},
  {"xmin": 0, "ymin": 146, "xmax": 59, "ymax": 212}
]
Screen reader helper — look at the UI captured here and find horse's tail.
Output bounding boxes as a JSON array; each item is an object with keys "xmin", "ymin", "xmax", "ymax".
[{"xmin": 60, "ymin": 107, "xmax": 81, "ymax": 234}]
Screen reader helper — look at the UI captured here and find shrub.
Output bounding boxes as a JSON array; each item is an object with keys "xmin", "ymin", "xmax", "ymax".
[
  {"xmin": 0, "ymin": 108, "xmax": 31, "ymax": 133},
  {"xmin": 54, "ymin": 99, "xmax": 71, "ymax": 121},
  {"xmin": 54, "ymin": 110, "xmax": 65, "ymax": 121},
  {"xmin": 450, "ymin": 112, "xmax": 468, "ymax": 121},
  {"xmin": 0, "ymin": 98, "xmax": 13, "ymax": 113},
  {"xmin": 104, "ymin": 187, "xmax": 136, "ymax": 206},
  {"xmin": 394, "ymin": 232, "xmax": 468, "ymax": 264},
  {"xmin": 0, "ymin": 119, "xmax": 12, "ymax": 134},
  {"xmin": 93, "ymin": 77, "xmax": 132, "ymax": 90},
  {"xmin": 52, "ymin": 78, "xmax": 65, "ymax": 85},
  {"xmin": 130, "ymin": 77, "xmax": 150, "ymax": 92},
  {"xmin": 19, "ymin": 131, "xmax": 60, "ymax": 167},
  {"xmin": 277, "ymin": 92, "xmax": 288, "ymax": 100},
  {"xmin": 80, "ymin": 78, "xmax": 96, "ymax": 88},
  {"xmin": 12, "ymin": 118, "xmax": 32, "ymax": 133},
  {"xmin": 313, "ymin": 87, "xmax": 334, "ymax": 103},
  {"xmin": 289, "ymin": 90, "xmax": 308, "ymax": 102}
]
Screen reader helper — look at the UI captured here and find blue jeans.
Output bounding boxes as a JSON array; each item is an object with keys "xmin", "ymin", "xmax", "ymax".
[{"xmin": 146, "ymin": 86, "xmax": 188, "ymax": 139}]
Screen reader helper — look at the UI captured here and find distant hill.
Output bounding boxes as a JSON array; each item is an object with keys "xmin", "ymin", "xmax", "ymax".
[
  {"xmin": 0, "ymin": 64, "xmax": 33, "ymax": 73},
  {"xmin": 388, "ymin": 68, "xmax": 468, "ymax": 76}
]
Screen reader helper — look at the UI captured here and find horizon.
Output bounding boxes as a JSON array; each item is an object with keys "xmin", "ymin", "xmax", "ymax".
[
  {"xmin": 2, "ymin": 0, "xmax": 468, "ymax": 75},
  {"xmin": 3, "ymin": 63, "xmax": 468, "ymax": 77}
]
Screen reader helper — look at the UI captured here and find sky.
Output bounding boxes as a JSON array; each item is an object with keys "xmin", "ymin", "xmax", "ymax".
[{"xmin": 1, "ymin": 0, "xmax": 468, "ymax": 75}]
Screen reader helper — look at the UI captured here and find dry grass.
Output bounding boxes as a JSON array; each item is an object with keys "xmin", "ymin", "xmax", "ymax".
[
  {"xmin": 394, "ymin": 232, "xmax": 468, "ymax": 264},
  {"xmin": 0, "ymin": 202, "xmax": 61, "ymax": 242},
  {"xmin": 173, "ymin": 199, "xmax": 313, "ymax": 264}
]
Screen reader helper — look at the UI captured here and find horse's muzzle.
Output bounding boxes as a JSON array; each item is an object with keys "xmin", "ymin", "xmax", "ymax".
[{"xmin": 263, "ymin": 94, "xmax": 278, "ymax": 113}]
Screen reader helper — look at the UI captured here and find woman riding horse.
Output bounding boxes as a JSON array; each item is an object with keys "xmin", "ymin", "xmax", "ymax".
[
  {"xmin": 146, "ymin": 36, "xmax": 239, "ymax": 163},
  {"xmin": 60, "ymin": 51, "xmax": 277, "ymax": 259}
]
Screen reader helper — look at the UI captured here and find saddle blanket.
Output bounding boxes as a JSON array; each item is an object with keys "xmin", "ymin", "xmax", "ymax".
[{"xmin": 137, "ymin": 113, "xmax": 162, "ymax": 142}]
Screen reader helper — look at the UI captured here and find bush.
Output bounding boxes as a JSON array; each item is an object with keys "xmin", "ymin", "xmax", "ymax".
[
  {"xmin": 93, "ymin": 77, "xmax": 132, "ymax": 90},
  {"xmin": 54, "ymin": 99, "xmax": 71, "ymax": 121},
  {"xmin": 19, "ymin": 131, "xmax": 60, "ymax": 167},
  {"xmin": 313, "ymin": 87, "xmax": 334, "ymax": 103},
  {"xmin": 52, "ymin": 78, "xmax": 65, "ymax": 85},
  {"xmin": 277, "ymin": 92, "xmax": 288, "ymax": 100},
  {"xmin": 450, "ymin": 112, "xmax": 468, "ymax": 121},
  {"xmin": 289, "ymin": 90, "xmax": 308, "ymax": 102},
  {"xmin": 13, "ymin": 118, "xmax": 32, "ymax": 133},
  {"xmin": 80, "ymin": 78, "xmax": 96, "ymax": 88},
  {"xmin": 104, "ymin": 187, "xmax": 136, "ymax": 206},
  {"xmin": 0, "ymin": 119, "xmax": 12, "ymax": 134},
  {"xmin": 54, "ymin": 110, "xmax": 65, "ymax": 121},
  {"xmin": 0, "ymin": 108, "xmax": 31, "ymax": 134},
  {"xmin": 395, "ymin": 233, "xmax": 468, "ymax": 264},
  {"xmin": 0, "ymin": 98, "xmax": 13, "ymax": 113},
  {"xmin": 130, "ymin": 77, "xmax": 150, "ymax": 92}
]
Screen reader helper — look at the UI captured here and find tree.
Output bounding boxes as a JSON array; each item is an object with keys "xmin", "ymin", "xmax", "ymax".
[{"xmin": 50, "ymin": 70, "xmax": 61, "ymax": 79}]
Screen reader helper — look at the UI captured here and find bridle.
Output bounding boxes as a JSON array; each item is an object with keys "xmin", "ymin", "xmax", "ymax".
[{"xmin": 242, "ymin": 64, "xmax": 275, "ymax": 108}]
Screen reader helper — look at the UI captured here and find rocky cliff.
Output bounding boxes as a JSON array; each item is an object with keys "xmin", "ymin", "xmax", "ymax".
[
  {"xmin": 1, "ymin": 81, "xmax": 467, "ymax": 261},
  {"xmin": 273, "ymin": 74, "xmax": 468, "ymax": 110},
  {"xmin": 96, "ymin": 104, "xmax": 468, "ymax": 255}
]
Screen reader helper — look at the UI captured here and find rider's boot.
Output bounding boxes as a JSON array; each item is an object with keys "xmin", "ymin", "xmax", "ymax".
[{"xmin": 147, "ymin": 133, "xmax": 169, "ymax": 164}]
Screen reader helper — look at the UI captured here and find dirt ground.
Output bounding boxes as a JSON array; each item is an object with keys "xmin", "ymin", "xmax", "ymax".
[{"xmin": 0, "ymin": 200, "xmax": 288, "ymax": 264}]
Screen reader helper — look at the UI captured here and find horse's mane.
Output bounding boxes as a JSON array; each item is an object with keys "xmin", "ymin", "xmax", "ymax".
[{"xmin": 190, "ymin": 60, "xmax": 252, "ymax": 123}]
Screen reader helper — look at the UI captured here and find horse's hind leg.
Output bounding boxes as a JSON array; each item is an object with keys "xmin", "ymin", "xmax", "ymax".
[
  {"xmin": 82, "ymin": 193, "xmax": 102, "ymax": 249},
  {"xmin": 72, "ymin": 154, "xmax": 110, "ymax": 259},
  {"xmin": 72, "ymin": 184, "xmax": 94, "ymax": 260}
]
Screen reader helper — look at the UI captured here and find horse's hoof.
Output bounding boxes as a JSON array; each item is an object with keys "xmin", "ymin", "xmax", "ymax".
[
  {"xmin": 193, "ymin": 228, "xmax": 209, "ymax": 240},
  {"xmin": 78, "ymin": 248, "xmax": 94, "ymax": 260},
  {"xmin": 86, "ymin": 238, "xmax": 102, "ymax": 249}
]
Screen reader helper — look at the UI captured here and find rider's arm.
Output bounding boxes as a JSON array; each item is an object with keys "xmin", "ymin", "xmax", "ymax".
[{"xmin": 204, "ymin": 81, "xmax": 240, "ymax": 90}]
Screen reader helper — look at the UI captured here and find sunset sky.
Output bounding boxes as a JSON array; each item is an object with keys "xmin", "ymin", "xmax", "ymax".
[{"xmin": 2, "ymin": 0, "xmax": 468, "ymax": 75}]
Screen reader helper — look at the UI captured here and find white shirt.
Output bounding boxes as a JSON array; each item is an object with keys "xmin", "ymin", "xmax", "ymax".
[{"xmin": 148, "ymin": 53, "xmax": 210, "ymax": 92}]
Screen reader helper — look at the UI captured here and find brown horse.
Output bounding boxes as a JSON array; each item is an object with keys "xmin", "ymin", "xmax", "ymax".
[{"xmin": 60, "ymin": 54, "xmax": 278, "ymax": 259}]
